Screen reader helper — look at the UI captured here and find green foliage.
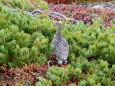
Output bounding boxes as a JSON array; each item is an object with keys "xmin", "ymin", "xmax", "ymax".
[
  {"xmin": 35, "ymin": 77, "xmax": 52, "ymax": 86},
  {"xmin": 62, "ymin": 18, "xmax": 115, "ymax": 63},
  {"xmin": 47, "ymin": 65, "xmax": 83, "ymax": 86},
  {"xmin": 0, "ymin": 1, "xmax": 115, "ymax": 86},
  {"xmin": 78, "ymin": 80, "xmax": 87, "ymax": 86},
  {"xmin": 0, "ymin": 0, "xmax": 48, "ymax": 10},
  {"xmin": 35, "ymin": 0, "xmax": 48, "ymax": 10},
  {"xmin": 69, "ymin": 83, "xmax": 76, "ymax": 86},
  {"xmin": 0, "ymin": 4, "xmax": 115, "ymax": 67},
  {"xmin": 0, "ymin": 6, "xmax": 50, "ymax": 66},
  {"xmin": 46, "ymin": 58, "xmax": 115, "ymax": 86}
]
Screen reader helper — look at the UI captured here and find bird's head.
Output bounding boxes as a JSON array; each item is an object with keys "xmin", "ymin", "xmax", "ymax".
[{"xmin": 54, "ymin": 21, "xmax": 61, "ymax": 29}]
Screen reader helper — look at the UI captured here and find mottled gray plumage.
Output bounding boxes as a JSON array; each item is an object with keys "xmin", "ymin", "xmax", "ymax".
[{"xmin": 51, "ymin": 21, "xmax": 69, "ymax": 64}]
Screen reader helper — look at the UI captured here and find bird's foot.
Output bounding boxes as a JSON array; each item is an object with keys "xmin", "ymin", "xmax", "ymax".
[
  {"xmin": 58, "ymin": 63, "xmax": 68, "ymax": 67},
  {"xmin": 47, "ymin": 60, "xmax": 53, "ymax": 67}
]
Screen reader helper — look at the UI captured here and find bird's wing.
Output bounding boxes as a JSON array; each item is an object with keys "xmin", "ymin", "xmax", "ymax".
[
  {"xmin": 55, "ymin": 39, "xmax": 69, "ymax": 59},
  {"xmin": 62, "ymin": 38, "xmax": 69, "ymax": 49},
  {"xmin": 61, "ymin": 38, "xmax": 69, "ymax": 59}
]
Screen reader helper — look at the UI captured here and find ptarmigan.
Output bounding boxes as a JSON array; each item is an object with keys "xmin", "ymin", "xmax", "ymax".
[{"xmin": 51, "ymin": 21, "xmax": 69, "ymax": 65}]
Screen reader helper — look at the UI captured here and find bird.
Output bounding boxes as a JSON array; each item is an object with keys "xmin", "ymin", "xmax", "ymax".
[{"xmin": 51, "ymin": 21, "xmax": 69, "ymax": 65}]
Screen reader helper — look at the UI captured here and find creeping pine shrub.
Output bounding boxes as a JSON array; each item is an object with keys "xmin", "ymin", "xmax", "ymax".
[
  {"xmin": 0, "ymin": 4, "xmax": 115, "ymax": 67},
  {"xmin": 0, "ymin": 0, "xmax": 48, "ymax": 10},
  {"xmin": 0, "ymin": 6, "xmax": 51, "ymax": 67},
  {"xmin": 35, "ymin": 77, "xmax": 52, "ymax": 86},
  {"xmin": 61, "ymin": 18, "xmax": 115, "ymax": 63},
  {"xmin": 47, "ymin": 65, "xmax": 82, "ymax": 86},
  {"xmin": 46, "ymin": 57, "xmax": 115, "ymax": 86},
  {"xmin": 0, "ymin": 24, "xmax": 48, "ymax": 67}
]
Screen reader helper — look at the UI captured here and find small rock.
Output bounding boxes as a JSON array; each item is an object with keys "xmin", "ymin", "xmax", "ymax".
[
  {"xmin": 68, "ymin": 18, "xmax": 78, "ymax": 24},
  {"xmin": 93, "ymin": 5, "xmax": 104, "ymax": 9},
  {"xmin": 31, "ymin": 8, "xmax": 43, "ymax": 14}
]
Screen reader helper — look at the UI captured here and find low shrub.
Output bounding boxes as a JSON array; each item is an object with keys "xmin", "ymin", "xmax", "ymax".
[
  {"xmin": 0, "ymin": 5, "xmax": 115, "ymax": 67},
  {"xmin": 62, "ymin": 19, "xmax": 115, "ymax": 63},
  {"xmin": 0, "ymin": 1, "xmax": 115, "ymax": 86},
  {"xmin": 0, "ymin": 0, "xmax": 48, "ymax": 10},
  {"xmin": 35, "ymin": 77, "xmax": 52, "ymax": 86},
  {"xmin": 0, "ymin": 6, "xmax": 51, "ymax": 67},
  {"xmin": 49, "ymin": 4, "xmax": 115, "ymax": 24},
  {"xmin": 45, "ymin": 57, "xmax": 115, "ymax": 86},
  {"xmin": 45, "ymin": 0, "xmax": 114, "ymax": 4}
]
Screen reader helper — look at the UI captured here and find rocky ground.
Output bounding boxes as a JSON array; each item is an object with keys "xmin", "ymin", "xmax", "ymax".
[
  {"xmin": 91, "ymin": 1, "xmax": 115, "ymax": 12},
  {"xmin": 3, "ymin": 1, "xmax": 115, "ymax": 27}
]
